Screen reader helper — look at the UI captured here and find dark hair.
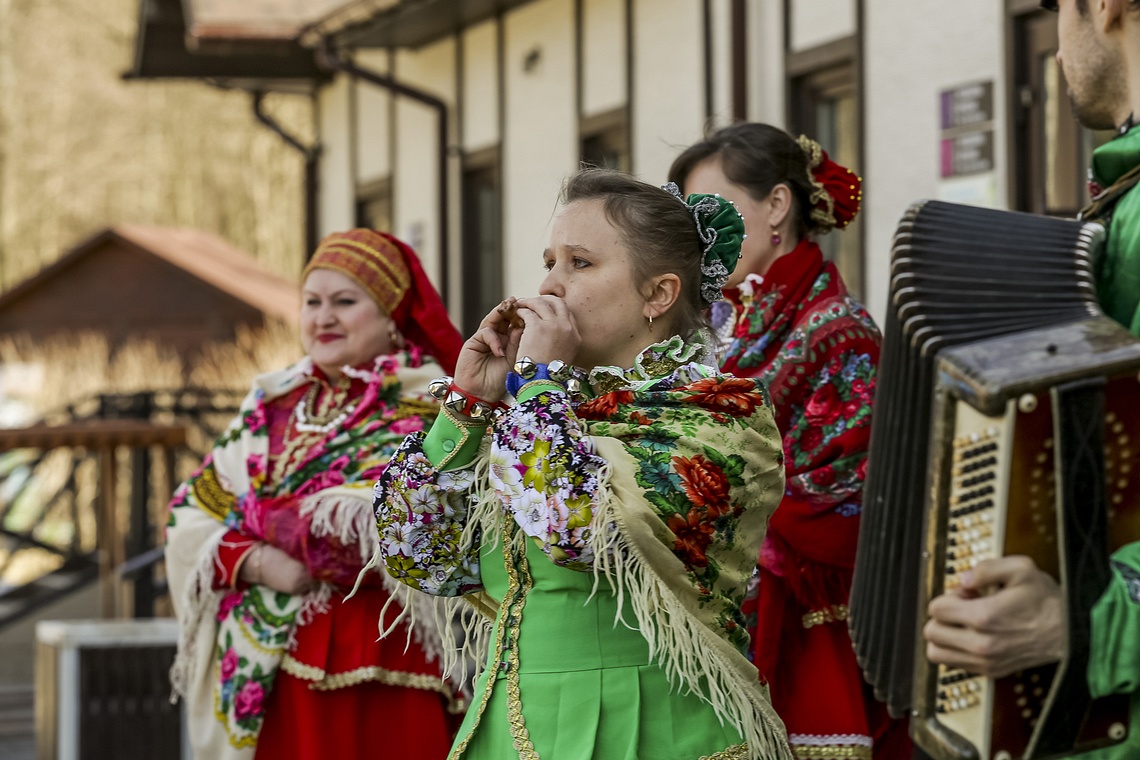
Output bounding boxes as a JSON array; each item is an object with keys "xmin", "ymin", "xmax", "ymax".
[
  {"xmin": 668, "ymin": 122, "xmax": 820, "ymax": 237},
  {"xmin": 561, "ymin": 168, "xmax": 709, "ymax": 341}
]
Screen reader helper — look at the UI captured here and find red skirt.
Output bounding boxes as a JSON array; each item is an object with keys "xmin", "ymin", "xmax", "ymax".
[
  {"xmin": 253, "ymin": 584, "xmax": 458, "ymax": 759},
  {"xmin": 255, "ymin": 669, "xmax": 455, "ymax": 760}
]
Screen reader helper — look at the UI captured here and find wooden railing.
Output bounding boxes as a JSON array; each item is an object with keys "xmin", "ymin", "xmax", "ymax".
[{"xmin": 0, "ymin": 421, "xmax": 185, "ymax": 619}]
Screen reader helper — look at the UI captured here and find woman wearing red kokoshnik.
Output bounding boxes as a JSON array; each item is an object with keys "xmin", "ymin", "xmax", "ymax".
[{"xmin": 166, "ymin": 230, "xmax": 464, "ymax": 760}]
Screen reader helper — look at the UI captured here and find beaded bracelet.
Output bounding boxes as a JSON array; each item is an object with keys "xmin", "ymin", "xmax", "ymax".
[{"xmin": 427, "ymin": 376, "xmax": 505, "ymax": 421}]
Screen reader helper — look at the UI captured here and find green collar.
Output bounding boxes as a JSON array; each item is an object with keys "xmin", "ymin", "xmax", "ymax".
[
  {"xmin": 1091, "ymin": 124, "xmax": 1140, "ymax": 188},
  {"xmin": 587, "ymin": 335, "xmax": 709, "ymax": 395}
]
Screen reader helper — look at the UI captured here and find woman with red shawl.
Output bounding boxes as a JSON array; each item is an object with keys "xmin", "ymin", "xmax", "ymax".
[
  {"xmin": 670, "ymin": 124, "xmax": 908, "ymax": 760},
  {"xmin": 165, "ymin": 230, "xmax": 464, "ymax": 760}
]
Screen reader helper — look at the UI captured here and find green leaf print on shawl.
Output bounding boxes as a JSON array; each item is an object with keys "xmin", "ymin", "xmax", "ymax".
[
  {"xmin": 577, "ymin": 375, "xmax": 784, "ymax": 656},
  {"xmin": 165, "ymin": 350, "xmax": 441, "ymax": 757},
  {"xmin": 375, "ymin": 351, "xmax": 791, "ymax": 760}
]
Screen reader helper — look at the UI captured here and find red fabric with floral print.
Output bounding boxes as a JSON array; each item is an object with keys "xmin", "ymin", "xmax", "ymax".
[
  {"xmin": 715, "ymin": 240, "xmax": 908, "ymax": 758},
  {"xmin": 210, "ymin": 371, "xmax": 456, "ymax": 759}
]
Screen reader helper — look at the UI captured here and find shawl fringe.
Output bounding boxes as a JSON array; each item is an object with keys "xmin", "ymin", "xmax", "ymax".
[
  {"xmin": 375, "ymin": 447, "xmax": 498, "ymax": 693},
  {"xmin": 586, "ymin": 447, "xmax": 792, "ymax": 760},
  {"xmin": 169, "ymin": 525, "xmax": 229, "ymax": 702},
  {"xmin": 300, "ymin": 491, "xmax": 377, "ymax": 568}
]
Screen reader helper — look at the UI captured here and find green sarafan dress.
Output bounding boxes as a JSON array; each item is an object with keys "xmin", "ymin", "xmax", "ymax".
[{"xmin": 374, "ymin": 338, "xmax": 793, "ymax": 760}]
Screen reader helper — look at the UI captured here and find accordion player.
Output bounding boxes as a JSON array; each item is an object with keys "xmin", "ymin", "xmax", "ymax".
[{"xmin": 848, "ymin": 200, "xmax": 1140, "ymax": 760}]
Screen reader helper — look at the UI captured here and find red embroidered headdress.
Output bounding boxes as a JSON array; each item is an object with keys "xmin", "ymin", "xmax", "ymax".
[
  {"xmin": 796, "ymin": 135, "xmax": 862, "ymax": 233},
  {"xmin": 302, "ymin": 229, "xmax": 463, "ymax": 373}
]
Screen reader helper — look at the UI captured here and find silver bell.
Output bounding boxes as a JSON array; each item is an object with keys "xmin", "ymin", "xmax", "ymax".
[
  {"xmin": 469, "ymin": 401, "xmax": 490, "ymax": 420},
  {"xmin": 566, "ymin": 377, "xmax": 582, "ymax": 396},
  {"xmin": 547, "ymin": 359, "xmax": 569, "ymax": 381},
  {"xmin": 428, "ymin": 377, "xmax": 452, "ymax": 400},
  {"xmin": 514, "ymin": 357, "xmax": 537, "ymax": 379},
  {"xmin": 444, "ymin": 390, "xmax": 467, "ymax": 415}
]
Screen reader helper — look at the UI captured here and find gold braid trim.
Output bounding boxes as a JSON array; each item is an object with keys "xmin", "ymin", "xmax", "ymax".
[
  {"xmin": 701, "ymin": 743, "xmax": 750, "ymax": 759},
  {"xmin": 193, "ymin": 462, "xmax": 237, "ymax": 520},
  {"xmin": 449, "ymin": 536, "xmax": 520, "ymax": 759},
  {"xmin": 281, "ymin": 656, "xmax": 465, "ymax": 711},
  {"xmin": 801, "ymin": 604, "xmax": 849, "ymax": 629},
  {"xmin": 791, "ymin": 744, "xmax": 872, "ymax": 760},
  {"xmin": 796, "ymin": 134, "xmax": 837, "ymax": 234},
  {"xmin": 503, "ymin": 532, "xmax": 540, "ymax": 759}
]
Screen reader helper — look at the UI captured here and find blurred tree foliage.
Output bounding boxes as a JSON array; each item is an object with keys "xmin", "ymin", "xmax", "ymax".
[{"xmin": 0, "ymin": 0, "xmax": 313, "ymax": 290}]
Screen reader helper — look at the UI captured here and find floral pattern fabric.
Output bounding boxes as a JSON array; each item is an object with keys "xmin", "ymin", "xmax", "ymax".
[
  {"xmin": 375, "ymin": 339, "xmax": 790, "ymax": 759},
  {"xmin": 712, "ymin": 241, "xmax": 907, "ymax": 758},
  {"xmin": 166, "ymin": 348, "xmax": 450, "ymax": 756}
]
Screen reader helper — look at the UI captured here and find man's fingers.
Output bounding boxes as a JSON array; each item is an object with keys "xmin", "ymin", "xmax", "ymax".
[
  {"xmin": 928, "ymin": 592, "xmax": 977, "ymax": 628},
  {"xmin": 961, "ymin": 555, "xmax": 1037, "ymax": 592},
  {"xmin": 925, "ymin": 639, "xmax": 988, "ymax": 675},
  {"xmin": 923, "ymin": 618, "xmax": 1001, "ymax": 671}
]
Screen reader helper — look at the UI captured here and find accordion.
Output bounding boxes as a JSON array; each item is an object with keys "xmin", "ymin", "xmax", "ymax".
[{"xmin": 849, "ymin": 200, "xmax": 1140, "ymax": 760}]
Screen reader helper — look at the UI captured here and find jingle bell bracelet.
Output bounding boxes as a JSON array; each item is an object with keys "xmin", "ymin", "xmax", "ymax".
[
  {"xmin": 427, "ymin": 377, "xmax": 506, "ymax": 421},
  {"xmin": 506, "ymin": 357, "xmax": 584, "ymax": 399}
]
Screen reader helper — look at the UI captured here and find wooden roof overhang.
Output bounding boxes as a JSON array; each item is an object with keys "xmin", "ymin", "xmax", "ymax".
[
  {"xmin": 305, "ymin": 0, "xmax": 539, "ymax": 50},
  {"xmin": 126, "ymin": 0, "xmax": 329, "ymax": 93}
]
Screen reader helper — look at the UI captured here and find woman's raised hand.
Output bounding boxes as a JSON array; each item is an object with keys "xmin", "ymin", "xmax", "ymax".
[
  {"xmin": 453, "ymin": 299, "xmax": 525, "ymax": 402},
  {"xmin": 515, "ymin": 296, "xmax": 579, "ymax": 365}
]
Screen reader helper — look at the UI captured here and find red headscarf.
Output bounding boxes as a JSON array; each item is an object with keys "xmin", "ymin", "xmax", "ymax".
[{"xmin": 302, "ymin": 230, "xmax": 463, "ymax": 373}]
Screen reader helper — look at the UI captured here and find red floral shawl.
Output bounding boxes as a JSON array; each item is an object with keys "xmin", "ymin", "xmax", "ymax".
[
  {"xmin": 715, "ymin": 241, "xmax": 879, "ymax": 585},
  {"xmin": 713, "ymin": 240, "xmax": 900, "ymax": 757}
]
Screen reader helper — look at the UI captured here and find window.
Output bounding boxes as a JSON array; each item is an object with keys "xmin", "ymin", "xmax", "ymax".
[
  {"xmin": 789, "ymin": 56, "xmax": 864, "ymax": 298},
  {"xmin": 1012, "ymin": 8, "xmax": 1113, "ymax": 216},
  {"xmin": 461, "ymin": 148, "xmax": 503, "ymax": 335},
  {"xmin": 355, "ymin": 178, "xmax": 393, "ymax": 232},
  {"xmin": 579, "ymin": 108, "xmax": 629, "ymax": 171}
]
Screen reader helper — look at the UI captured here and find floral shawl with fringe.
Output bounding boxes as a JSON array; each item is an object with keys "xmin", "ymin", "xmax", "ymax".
[
  {"xmin": 165, "ymin": 349, "xmax": 447, "ymax": 760},
  {"xmin": 374, "ymin": 337, "xmax": 792, "ymax": 760}
]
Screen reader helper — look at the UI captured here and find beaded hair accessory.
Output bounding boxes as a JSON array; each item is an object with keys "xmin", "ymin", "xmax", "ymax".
[
  {"xmin": 796, "ymin": 135, "xmax": 862, "ymax": 234},
  {"xmin": 662, "ymin": 183, "xmax": 746, "ymax": 304}
]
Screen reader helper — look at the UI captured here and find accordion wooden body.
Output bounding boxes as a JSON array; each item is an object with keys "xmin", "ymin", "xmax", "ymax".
[{"xmin": 849, "ymin": 200, "xmax": 1140, "ymax": 760}]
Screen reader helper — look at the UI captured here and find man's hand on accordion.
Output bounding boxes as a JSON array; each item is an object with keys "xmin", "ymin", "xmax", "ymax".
[{"xmin": 924, "ymin": 555, "xmax": 1064, "ymax": 678}]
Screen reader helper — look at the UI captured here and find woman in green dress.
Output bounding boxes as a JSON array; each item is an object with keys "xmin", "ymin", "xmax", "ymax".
[{"xmin": 373, "ymin": 169, "xmax": 792, "ymax": 760}]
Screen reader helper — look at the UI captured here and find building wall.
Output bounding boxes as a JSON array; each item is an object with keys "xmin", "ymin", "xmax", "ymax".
[
  {"xmin": 747, "ymin": 0, "xmax": 785, "ymax": 127},
  {"xmin": 790, "ymin": 0, "xmax": 856, "ymax": 52},
  {"xmin": 392, "ymin": 38, "xmax": 456, "ymax": 288},
  {"xmin": 461, "ymin": 21, "xmax": 500, "ymax": 153},
  {"xmin": 630, "ymin": 0, "xmax": 705, "ymax": 185},
  {"xmin": 314, "ymin": 0, "xmax": 1022, "ymax": 330},
  {"xmin": 317, "ymin": 76, "xmax": 356, "ymax": 238},
  {"xmin": 502, "ymin": 0, "xmax": 578, "ymax": 300},
  {"xmin": 862, "ymin": 0, "xmax": 1008, "ymax": 323},
  {"xmin": 581, "ymin": 0, "xmax": 626, "ymax": 119},
  {"xmin": 354, "ymin": 49, "xmax": 393, "ymax": 187}
]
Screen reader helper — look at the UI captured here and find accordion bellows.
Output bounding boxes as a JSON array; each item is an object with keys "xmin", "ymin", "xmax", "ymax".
[{"xmin": 849, "ymin": 201, "xmax": 1140, "ymax": 760}]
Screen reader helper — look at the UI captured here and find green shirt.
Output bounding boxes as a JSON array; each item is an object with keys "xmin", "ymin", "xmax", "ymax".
[
  {"xmin": 1091, "ymin": 124, "xmax": 1140, "ymax": 334},
  {"xmin": 1083, "ymin": 124, "xmax": 1140, "ymax": 759}
]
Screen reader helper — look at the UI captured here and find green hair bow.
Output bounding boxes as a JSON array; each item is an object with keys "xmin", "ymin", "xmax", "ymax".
[{"xmin": 662, "ymin": 183, "xmax": 746, "ymax": 304}]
